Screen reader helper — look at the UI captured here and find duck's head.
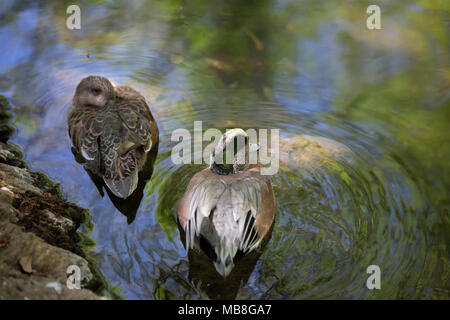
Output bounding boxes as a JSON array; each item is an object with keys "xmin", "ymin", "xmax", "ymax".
[
  {"xmin": 210, "ymin": 128, "xmax": 259, "ymax": 175},
  {"xmin": 73, "ymin": 75, "xmax": 115, "ymax": 108}
]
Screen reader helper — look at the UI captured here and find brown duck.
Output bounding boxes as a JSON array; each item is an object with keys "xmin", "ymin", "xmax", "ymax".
[
  {"xmin": 68, "ymin": 75, "xmax": 158, "ymax": 199},
  {"xmin": 177, "ymin": 129, "xmax": 276, "ymax": 277}
]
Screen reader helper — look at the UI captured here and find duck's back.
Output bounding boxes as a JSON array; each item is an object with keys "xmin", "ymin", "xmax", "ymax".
[
  {"xmin": 177, "ymin": 167, "xmax": 275, "ymax": 276},
  {"xmin": 68, "ymin": 86, "xmax": 158, "ymax": 198},
  {"xmin": 114, "ymin": 85, "xmax": 159, "ymax": 148}
]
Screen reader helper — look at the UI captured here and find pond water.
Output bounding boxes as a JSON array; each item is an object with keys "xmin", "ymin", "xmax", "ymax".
[{"xmin": 0, "ymin": 0, "xmax": 448, "ymax": 299}]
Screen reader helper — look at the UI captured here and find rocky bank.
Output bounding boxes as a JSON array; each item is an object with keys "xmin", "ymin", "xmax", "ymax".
[{"xmin": 0, "ymin": 95, "xmax": 108, "ymax": 299}]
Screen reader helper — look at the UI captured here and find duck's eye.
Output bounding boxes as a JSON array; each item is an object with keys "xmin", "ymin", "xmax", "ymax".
[{"xmin": 91, "ymin": 88, "xmax": 101, "ymax": 96}]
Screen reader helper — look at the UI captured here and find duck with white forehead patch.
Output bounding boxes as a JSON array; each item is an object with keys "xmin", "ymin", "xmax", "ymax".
[{"xmin": 177, "ymin": 128, "xmax": 276, "ymax": 277}]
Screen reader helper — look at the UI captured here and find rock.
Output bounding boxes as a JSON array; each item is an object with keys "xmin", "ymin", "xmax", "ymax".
[
  {"xmin": 0, "ymin": 163, "xmax": 45, "ymax": 195},
  {"xmin": 19, "ymin": 254, "xmax": 33, "ymax": 274},
  {"xmin": 0, "ymin": 95, "xmax": 108, "ymax": 300},
  {"xmin": 0, "ymin": 142, "xmax": 27, "ymax": 168},
  {"xmin": 278, "ymin": 134, "xmax": 354, "ymax": 171},
  {"xmin": 0, "ymin": 96, "xmax": 14, "ymax": 143}
]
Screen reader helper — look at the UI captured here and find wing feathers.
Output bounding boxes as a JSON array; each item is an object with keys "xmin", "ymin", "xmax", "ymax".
[
  {"xmin": 182, "ymin": 172, "xmax": 271, "ymax": 273},
  {"xmin": 68, "ymin": 94, "xmax": 155, "ymax": 199}
]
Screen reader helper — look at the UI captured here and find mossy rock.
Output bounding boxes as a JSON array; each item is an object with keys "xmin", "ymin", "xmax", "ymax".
[
  {"xmin": 0, "ymin": 124, "xmax": 14, "ymax": 143},
  {"xmin": 278, "ymin": 135, "xmax": 354, "ymax": 171},
  {"xmin": 0, "ymin": 95, "xmax": 15, "ymax": 142},
  {"xmin": 65, "ymin": 205, "xmax": 90, "ymax": 226},
  {"xmin": 0, "ymin": 142, "xmax": 28, "ymax": 168},
  {"xmin": 30, "ymin": 171, "xmax": 64, "ymax": 200}
]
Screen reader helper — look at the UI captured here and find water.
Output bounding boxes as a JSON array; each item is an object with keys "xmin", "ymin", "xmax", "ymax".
[{"xmin": 0, "ymin": 0, "xmax": 448, "ymax": 299}]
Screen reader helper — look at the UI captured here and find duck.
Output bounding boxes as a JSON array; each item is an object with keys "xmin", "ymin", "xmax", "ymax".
[
  {"xmin": 68, "ymin": 75, "xmax": 159, "ymax": 199},
  {"xmin": 177, "ymin": 128, "xmax": 276, "ymax": 277}
]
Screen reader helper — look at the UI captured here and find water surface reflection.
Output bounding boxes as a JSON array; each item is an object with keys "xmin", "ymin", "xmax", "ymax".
[{"xmin": 0, "ymin": 0, "xmax": 448, "ymax": 299}]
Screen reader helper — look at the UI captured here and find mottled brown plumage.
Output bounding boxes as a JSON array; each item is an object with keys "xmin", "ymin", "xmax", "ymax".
[
  {"xmin": 177, "ymin": 129, "xmax": 276, "ymax": 277},
  {"xmin": 68, "ymin": 76, "xmax": 158, "ymax": 199}
]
